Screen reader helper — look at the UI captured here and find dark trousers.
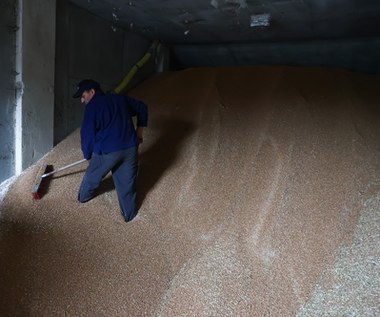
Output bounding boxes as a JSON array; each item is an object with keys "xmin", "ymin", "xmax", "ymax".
[{"xmin": 78, "ymin": 147, "xmax": 138, "ymax": 222}]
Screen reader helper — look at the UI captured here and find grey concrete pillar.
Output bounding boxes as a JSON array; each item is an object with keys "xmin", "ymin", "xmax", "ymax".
[
  {"xmin": 0, "ymin": 0, "xmax": 17, "ymax": 184},
  {"xmin": 19, "ymin": 0, "xmax": 56, "ymax": 172}
]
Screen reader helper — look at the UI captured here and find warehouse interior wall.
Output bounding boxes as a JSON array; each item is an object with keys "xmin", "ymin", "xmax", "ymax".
[
  {"xmin": 171, "ymin": 36, "xmax": 380, "ymax": 73},
  {"xmin": 0, "ymin": 0, "xmax": 55, "ymax": 184},
  {"xmin": 21, "ymin": 0, "xmax": 56, "ymax": 173},
  {"xmin": 54, "ymin": 0, "xmax": 155, "ymax": 145},
  {"xmin": 0, "ymin": 0, "xmax": 17, "ymax": 183},
  {"xmin": 0, "ymin": 0, "xmax": 157, "ymax": 185}
]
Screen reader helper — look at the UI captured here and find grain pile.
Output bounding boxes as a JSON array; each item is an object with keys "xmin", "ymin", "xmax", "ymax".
[{"xmin": 1, "ymin": 66, "xmax": 380, "ymax": 316}]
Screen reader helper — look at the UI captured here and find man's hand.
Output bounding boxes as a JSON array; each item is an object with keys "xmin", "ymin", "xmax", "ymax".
[{"xmin": 136, "ymin": 127, "xmax": 144, "ymax": 144}]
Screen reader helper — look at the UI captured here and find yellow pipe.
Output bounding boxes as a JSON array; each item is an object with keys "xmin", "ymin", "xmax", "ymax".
[{"xmin": 114, "ymin": 39, "xmax": 159, "ymax": 93}]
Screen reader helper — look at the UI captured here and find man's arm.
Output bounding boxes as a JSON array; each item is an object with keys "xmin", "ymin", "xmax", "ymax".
[
  {"xmin": 126, "ymin": 95, "xmax": 148, "ymax": 127},
  {"xmin": 136, "ymin": 126, "xmax": 144, "ymax": 144},
  {"xmin": 80, "ymin": 103, "xmax": 97, "ymax": 159},
  {"xmin": 125, "ymin": 95, "xmax": 148, "ymax": 144}
]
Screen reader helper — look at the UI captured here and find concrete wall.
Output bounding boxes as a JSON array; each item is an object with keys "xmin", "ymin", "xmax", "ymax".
[
  {"xmin": 54, "ymin": 0, "xmax": 154, "ymax": 145},
  {"xmin": 21, "ymin": 0, "xmax": 56, "ymax": 170},
  {"xmin": 171, "ymin": 37, "xmax": 380, "ymax": 74},
  {"xmin": 0, "ymin": 0, "xmax": 55, "ymax": 183},
  {"xmin": 0, "ymin": 0, "xmax": 156, "ymax": 184},
  {"xmin": 0, "ymin": 0, "xmax": 17, "ymax": 183}
]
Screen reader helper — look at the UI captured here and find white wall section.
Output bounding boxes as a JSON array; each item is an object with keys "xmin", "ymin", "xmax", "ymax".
[
  {"xmin": 0, "ymin": 0, "xmax": 17, "ymax": 183},
  {"xmin": 15, "ymin": 0, "xmax": 23, "ymax": 175},
  {"xmin": 21, "ymin": 0, "xmax": 56, "ymax": 170}
]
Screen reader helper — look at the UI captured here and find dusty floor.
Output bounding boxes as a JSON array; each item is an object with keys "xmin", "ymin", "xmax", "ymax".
[{"xmin": 1, "ymin": 66, "xmax": 380, "ymax": 316}]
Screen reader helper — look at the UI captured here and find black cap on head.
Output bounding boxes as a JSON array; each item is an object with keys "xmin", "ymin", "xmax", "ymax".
[{"xmin": 73, "ymin": 79, "xmax": 100, "ymax": 98}]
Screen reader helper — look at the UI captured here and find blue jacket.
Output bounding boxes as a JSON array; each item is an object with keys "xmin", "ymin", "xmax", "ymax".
[{"xmin": 80, "ymin": 92, "xmax": 148, "ymax": 160}]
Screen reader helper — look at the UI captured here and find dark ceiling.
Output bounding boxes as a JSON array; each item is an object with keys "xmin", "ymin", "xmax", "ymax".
[{"xmin": 69, "ymin": 0, "xmax": 380, "ymax": 44}]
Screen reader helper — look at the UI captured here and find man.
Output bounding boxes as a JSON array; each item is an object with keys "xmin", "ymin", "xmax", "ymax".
[{"xmin": 73, "ymin": 79, "xmax": 148, "ymax": 222}]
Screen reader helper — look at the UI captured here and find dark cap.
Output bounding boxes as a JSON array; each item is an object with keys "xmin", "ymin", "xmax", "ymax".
[{"xmin": 73, "ymin": 79, "xmax": 100, "ymax": 98}]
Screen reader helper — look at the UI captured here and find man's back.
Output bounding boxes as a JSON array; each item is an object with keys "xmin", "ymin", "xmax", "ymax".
[{"xmin": 80, "ymin": 92, "xmax": 147, "ymax": 159}]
